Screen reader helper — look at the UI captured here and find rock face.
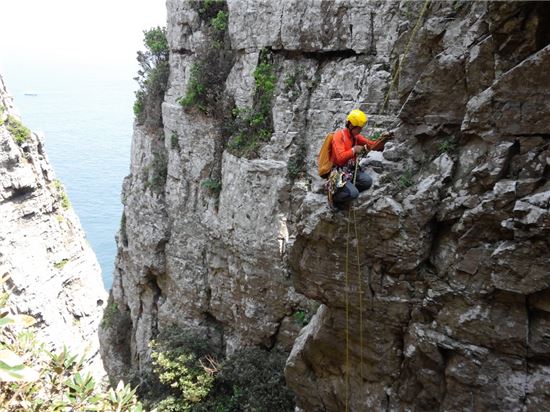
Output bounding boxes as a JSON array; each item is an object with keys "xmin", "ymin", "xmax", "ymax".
[
  {"xmin": 0, "ymin": 74, "xmax": 107, "ymax": 371},
  {"xmin": 103, "ymin": 0, "xmax": 550, "ymax": 410}
]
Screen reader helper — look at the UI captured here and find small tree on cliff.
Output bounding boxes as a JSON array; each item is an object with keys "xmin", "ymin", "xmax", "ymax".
[{"xmin": 134, "ymin": 26, "xmax": 170, "ymax": 128}]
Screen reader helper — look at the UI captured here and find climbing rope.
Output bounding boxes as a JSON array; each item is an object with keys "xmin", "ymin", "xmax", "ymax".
[{"xmin": 343, "ymin": 0, "xmax": 430, "ymax": 409}]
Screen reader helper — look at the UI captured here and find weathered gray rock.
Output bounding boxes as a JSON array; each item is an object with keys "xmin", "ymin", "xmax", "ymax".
[
  {"xmin": 0, "ymin": 74, "xmax": 106, "ymax": 375},
  {"xmin": 103, "ymin": 0, "xmax": 550, "ymax": 410}
]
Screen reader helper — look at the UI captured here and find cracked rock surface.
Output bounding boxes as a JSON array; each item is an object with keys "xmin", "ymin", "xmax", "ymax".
[
  {"xmin": 0, "ymin": 73, "xmax": 107, "ymax": 374},
  {"xmin": 101, "ymin": 1, "xmax": 550, "ymax": 410}
]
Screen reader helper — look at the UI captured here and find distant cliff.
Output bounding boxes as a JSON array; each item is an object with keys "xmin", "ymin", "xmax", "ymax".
[
  {"xmin": 102, "ymin": 1, "xmax": 550, "ymax": 410},
  {"xmin": 0, "ymin": 74, "xmax": 106, "ymax": 371}
]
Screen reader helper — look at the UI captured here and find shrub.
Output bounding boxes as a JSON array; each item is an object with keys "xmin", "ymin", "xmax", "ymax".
[
  {"xmin": 146, "ymin": 153, "xmax": 168, "ymax": 193},
  {"xmin": 196, "ymin": 347, "xmax": 295, "ymax": 412},
  {"xmin": 211, "ymin": 10, "xmax": 228, "ymax": 32},
  {"xmin": 134, "ymin": 26, "xmax": 170, "ymax": 127},
  {"xmin": 120, "ymin": 212, "xmax": 128, "ymax": 247},
  {"xmin": 195, "ymin": 0, "xmax": 226, "ymax": 23},
  {"xmin": 399, "ymin": 168, "xmax": 415, "ymax": 188},
  {"xmin": 146, "ymin": 327, "xmax": 222, "ymax": 411},
  {"xmin": 178, "ymin": 64, "xmax": 208, "ymax": 112},
  {"xmin": 201, "ymin": 179, "xmax": 222, "ymax": 193},
  {"xmin": 0, "ymin": 275, "xmax": 143, "ymax": 411},
  {"xmin": 179, "ymin": 2, "xmax": 232, "ymax": 115},
  {"xmin": 54, "ymin": 180, "xmax": 71, "ymax": 209},
  {"xmin": 171, "ymin": 131, "xmax": 180, "ymax": 150},
  {"xmin": 287, "ymin": 139, "xmax": 307, "ymax": 180},
  {"xmin": 438, "ymin": 138, "xmax": 457, "ymax": 154},
  {"xmin": 227, "ymin": 49, "xmax": 276, "ymax": 157},
  {"xmin": 101, "ymin": 303, "xmax": 119, "ymax": 328},
  {"xmin": 54, "ymin": 259, "xmax": 69, "ymax": 269},
  {"xmin": 6, "ymin": 115, "xmax": 30, "ymax": 145}
]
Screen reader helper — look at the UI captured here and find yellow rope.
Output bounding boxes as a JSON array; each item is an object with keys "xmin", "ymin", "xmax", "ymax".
[
  {"xmin": 342, "ymin": 1, "xmax": 431, "ymax": 409},
  {"xmin": 344, "ymin": 206, "xmax": 352, "ymax": 412},
  {"xmin": 352, "ymin": 205, "xmax": 364, "ymax": 381}
]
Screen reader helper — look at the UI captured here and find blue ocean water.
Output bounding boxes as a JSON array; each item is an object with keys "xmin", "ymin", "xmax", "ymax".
[{"xmin": 2, "ymin": 62, "xmax": 136, "ymax": 288}]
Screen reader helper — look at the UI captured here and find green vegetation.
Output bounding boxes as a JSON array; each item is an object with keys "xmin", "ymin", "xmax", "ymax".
[
  {"xmin": 196, "ymin": 347, "xmax": 295, "ymax": 412},
  {"xmin": 179, "ymin": 1, "xmax": 232, "ymax": 114},
  {"xmin": 6, "ymin": 115, "xmax": 30, "ymax": 145},
  {"xmin": 399, "ymin": 168, "xmax": 415, "ymax": 188},
  {"xmin": 54, "ymin": 180, "xmax": 71, "ymax": 209},
  {"xmin": 210, "ymin": 10, "xmax": 228, "ymax": 32},
  {"xmin": 201, "ymin": 178, "xmax": 222, "ymax": 194},
  {"xmin": 139, "ymin": 326, "xmax": 294, "ymax": 412},
  {"xmin": 0, "ymin": 276, "xmax": 143, "ymax": 411},
  {"xmin": 171, "ymin": 131, "xmax": 180, "ymax": 150},
  {"xmin": 292, "ymin": 310, "xmax": 309, "ymax": 326},
  {"xmin": 179, "ymin": 64, "xmax": 208, "ymax": 111},
  {"xmin": 437, "ymin": 138, "xmax": 457, "ymax": 154},
  {"xmin": 227, "ymin": 49, "xmax": 277, "ymax": 157},
  {"xmin": 101, "ymin": 303, "xmax": 119, "ymax": 328},
  {"xmin": 0, "ymin": 104, "xmax": 4, "ymax": 126},
  {"xmin": 134, "ymin": 26, "xmax": 170, "ymax": 127},
  {"xmin": 54, "ymin": 259, "xmax": 70, "ymax": 270},
  {"xmin": 195, "ymin": 0, "xmax": 226, "ymax": 22},
  {"xmin": 145, "ymin": 153, "xmax": 168, "ymax": 193},
  {"xmin": 287, "ymin": 139, "xmax": 307, "ymax": 179}
]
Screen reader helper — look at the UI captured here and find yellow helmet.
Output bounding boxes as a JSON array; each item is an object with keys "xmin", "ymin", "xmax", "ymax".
[{"xmin": 346, "ymin": 109, "xmax": 368, "ymax": 128}]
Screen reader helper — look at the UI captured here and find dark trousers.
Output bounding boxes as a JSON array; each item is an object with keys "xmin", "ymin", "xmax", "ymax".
[{"xmin": 333, "ymin": 171, "xmax": 373, "ymax": 206}]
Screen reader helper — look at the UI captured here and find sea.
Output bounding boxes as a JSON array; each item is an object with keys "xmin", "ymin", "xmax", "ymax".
[{"xmin": 1, "ymin": 61, "xmax": 138, "ymax": 289}]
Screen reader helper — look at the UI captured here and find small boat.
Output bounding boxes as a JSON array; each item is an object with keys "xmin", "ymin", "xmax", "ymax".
[{"xmin": 23, "ymin": 92, "xmax": 38, "ymax": 96}]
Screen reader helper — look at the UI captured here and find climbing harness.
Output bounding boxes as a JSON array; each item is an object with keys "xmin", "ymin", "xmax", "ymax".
[{"xmin": 342, "ymin": 1, "xmax": 431, "ymax": 410}]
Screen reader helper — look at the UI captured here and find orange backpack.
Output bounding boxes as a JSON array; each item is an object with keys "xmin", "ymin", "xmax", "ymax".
[{"xmin": 317, "ymin": 132, "xmax": 334, "ymax": 178}]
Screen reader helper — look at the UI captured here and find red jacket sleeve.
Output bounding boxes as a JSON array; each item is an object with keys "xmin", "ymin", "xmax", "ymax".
[
  {"xmin": 357, "ymin": 134, "xmax": 385, "ymax": 151},
  {"xmin": 332, "ymin": 131, "xmax": 354, "ymax": 166}
]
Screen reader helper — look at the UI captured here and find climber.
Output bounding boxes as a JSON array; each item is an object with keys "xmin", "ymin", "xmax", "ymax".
[{"xmin": 327, "ymin": 109, "xmax": 389, "ymax": 210}]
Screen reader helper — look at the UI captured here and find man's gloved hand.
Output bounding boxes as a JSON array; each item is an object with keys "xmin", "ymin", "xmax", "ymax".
[{"xmin": 353, "ymin": 145, "xmax": 366, "ymax": 154}]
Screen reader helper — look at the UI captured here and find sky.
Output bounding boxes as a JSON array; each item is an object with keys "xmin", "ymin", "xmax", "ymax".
[{"xmin": 0, "ymin": 0, "xmax": 167, "ymax": 74}]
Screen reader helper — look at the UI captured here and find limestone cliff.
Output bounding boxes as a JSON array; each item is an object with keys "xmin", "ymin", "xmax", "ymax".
[
  {"xmin": 103, "ymin": 1, "xmax": 550, "ymax": 410},
  {"xmin": 0, "ymin": 74, "xmax": 107, "ymax": 370}
]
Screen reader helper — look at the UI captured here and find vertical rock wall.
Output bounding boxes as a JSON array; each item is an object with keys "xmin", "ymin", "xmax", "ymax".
[
  {"xmin": 0, "ymin": 74, "xmax": 106, "ymax": 370},
  {"xmin": 286, "ymin": 2, "xmax": 550, "ymax": 411},
  {"xmin": 102, "ymin": 1, "xmax": 550, "ymax": 410}
]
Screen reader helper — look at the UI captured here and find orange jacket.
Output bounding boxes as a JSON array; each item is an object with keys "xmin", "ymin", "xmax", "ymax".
[{"xmin": 330, "ymin": 128, "xmax": 384, "ymax": 167}]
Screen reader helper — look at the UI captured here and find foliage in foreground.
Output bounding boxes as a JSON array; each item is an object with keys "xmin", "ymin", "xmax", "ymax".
[{"xmin": 0, "ymin": 276, "xmax": 143, "ymax": 411}]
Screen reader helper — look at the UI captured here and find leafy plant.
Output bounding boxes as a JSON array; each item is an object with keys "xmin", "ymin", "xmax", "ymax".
[
  {"xmin": 201, "ymin": 179, "xmax": 222, "ymax": 193},
  {"xmin": 210, "ymin": 10, "xmax": 228, "ymax": 32},
  {"xmin": 146, "ymin": 153, "xmax": 168, "ymax": 193},
  {"xmin": 178, "ymin": 64, "xmax": 208, "ymax": 111},
  {"xmin": 6, "ymin": 115, "xmax": 30, "ymax": 145},
  {"xmin": 54, "ymin": 259, "xmax": 69, "ymax": 270},
  {"xmin": 227, "ymin": 49, "xmax": 276, "ymax": 157},
  {"xmin": 134, "ymin": 26, "xmax": 170, "ymax": 127},
  {"xmin": 54, "ymin": 180, "xmax": 71, "ymax": 209},
  {"xmin": 171, "ymin": 131, "xmax": 180, "ymax": 150},
  {"xmin": 438, "ymin": 138, "xmax": 457, "ymax": 154},
  {"xmin": 146, "ymin": 327, "xmax": 222, "ymax": 411},
  {"xmin": 292, "ymin": 310, "xmax": 311, "ymax": 326},
  {"xmin": 399, "ymin": 168, "xmax": 415, "ymax": 188},
  {"xmin": 196, "ymin": 348, "xmax": 295, "ymax": 412},
  {"xmin": 179, "ymin": 1, "xmax": 232, "ymax": 114},
  {"xmin": 101, "ymin": 303, "xmax": 119, "ymax": 328},
  {"xmin": 0, "ymin": 275, "xmax": 143, "ymax": 411}
]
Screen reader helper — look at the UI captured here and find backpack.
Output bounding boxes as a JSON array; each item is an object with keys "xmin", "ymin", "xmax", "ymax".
[{"xmin": 317, "ymin": 132, "xmax": 335, "ymax": 178}]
